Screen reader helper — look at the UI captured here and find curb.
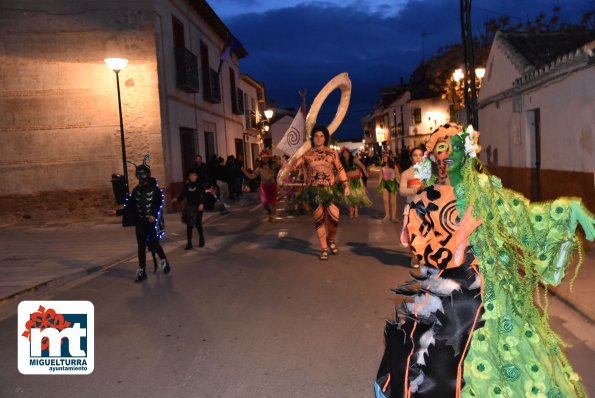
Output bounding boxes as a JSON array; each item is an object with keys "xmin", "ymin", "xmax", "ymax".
[{"xmin": 0, "ymin": 209, "xmax": 227, "ymax": 305}]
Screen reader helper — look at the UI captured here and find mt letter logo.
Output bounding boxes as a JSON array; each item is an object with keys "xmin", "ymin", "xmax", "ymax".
[{"xmin": 18, "ymin": 301, "xmax": 94, "ymax": 375}]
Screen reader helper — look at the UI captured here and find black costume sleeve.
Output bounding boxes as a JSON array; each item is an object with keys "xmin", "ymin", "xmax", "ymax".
[
  {"xmin": 120, "ymin": 191, "xmax": 137, "ymax": 226},
  {"xmin": 151, "ymin": 186, "xmax": 164, "ymax": 219}
]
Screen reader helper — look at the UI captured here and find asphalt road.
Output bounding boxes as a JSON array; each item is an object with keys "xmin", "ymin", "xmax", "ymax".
[{"xmin": 1, "ymin": 188, "xmax": 594, "ymax": 397}]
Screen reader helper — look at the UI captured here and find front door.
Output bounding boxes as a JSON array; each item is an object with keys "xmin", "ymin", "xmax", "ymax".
[
  {"xmin": 204, "ymin": 131, "xmax": 216, "ymax": 162},
  {"xmin": 235, "ymin": 138, "xmax": 245, "ymax": 166},
  {"xmin": 527, "ymin": 109, "xmax": 541, "ymax": 201},
  {"xmin": 179, "ymin": 127, "xmax": 197, "ymax": 176}
]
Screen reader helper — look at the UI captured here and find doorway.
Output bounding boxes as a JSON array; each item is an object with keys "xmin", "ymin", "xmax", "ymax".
[
  {"xmin": 527, "ymin": 109, "xmax": 541, "ymax": 201},
  {"xmin": 179, "ymin": 127, "xmax": 197, "ymax": 176},
  {"xmin": 204, "ymin": 131, "xmax": 216, "ymax": 162}
]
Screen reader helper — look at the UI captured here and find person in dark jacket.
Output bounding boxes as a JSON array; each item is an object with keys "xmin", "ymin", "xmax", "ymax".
[
  {"xmin": 190, "ymin": 154, "xmax": 210, "ymax": 189},
  {"xmin": 172, "ymin": 170, "xmax": 205, "ymax": 250}
]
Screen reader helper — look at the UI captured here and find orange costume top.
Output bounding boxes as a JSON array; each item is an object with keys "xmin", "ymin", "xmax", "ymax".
[
  {"xmin": 407, "ymin": 184, "xmax": 477, "ymax": 270},
  {"xmin": 292, "ymin": 147, "xmax": 347, "ymax": 187}
]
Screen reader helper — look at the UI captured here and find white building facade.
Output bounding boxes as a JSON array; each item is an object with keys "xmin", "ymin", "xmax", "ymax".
[{"xmin": 478, "ymin": 31, "xmax": 595, "ymax": 207}]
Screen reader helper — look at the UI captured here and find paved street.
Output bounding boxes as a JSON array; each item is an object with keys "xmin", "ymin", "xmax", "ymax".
[{"xmin": 1, "ymin": 184, "xmax": 594, "ymax": 398}]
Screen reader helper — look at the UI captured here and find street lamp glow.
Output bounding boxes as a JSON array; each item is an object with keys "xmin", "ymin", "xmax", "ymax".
[
  {"xmin": 264, "ymin": 109, "xmax": 274, "ymax": 119},
  {"xmin": 104, "ymin": 58, "xmax": 128, "ymax": 72},
  {"xmin": 475, "ymin": 67, "xmax": 486, "ymax": 79},
  {"xmin": 453, "ymin": 68, "xmax": 464, "ymax": 83},
  {"xmin": 264, "ymin": 125, "xmax": 270, "ymax": 132}
]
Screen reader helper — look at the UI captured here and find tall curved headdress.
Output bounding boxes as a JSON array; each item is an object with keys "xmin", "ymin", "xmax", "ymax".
[{"xmin": 277, "ymin": 72, "xmax": 352, "ymax": 185}]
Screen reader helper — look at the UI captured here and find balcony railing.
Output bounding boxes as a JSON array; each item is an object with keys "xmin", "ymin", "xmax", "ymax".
[{"xmin": 175, "ymin": 48, "xmax": 199, "ymax": 93}]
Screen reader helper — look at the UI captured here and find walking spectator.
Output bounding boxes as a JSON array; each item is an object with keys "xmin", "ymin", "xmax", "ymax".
[{"xmin": 171, "ymin": 170, "xmax": 205, "ymax": 250}]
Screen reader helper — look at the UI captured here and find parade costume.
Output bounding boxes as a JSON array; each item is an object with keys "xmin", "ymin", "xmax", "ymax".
[
  {"xmin": 340, "ymin": 148, "xmax": 371, "ymax": 211},
  {"xmin": 399, "ymin": 149, "xmax": 424, "ymax": 250},
  {"xmin": 378, "ymin": 166, "xmax": 400, "ymax": 193},
  {"xmin": 177, "ymin": 180, "xmax": 205, "ymax": 249},
  {"xmin": 292, "ymin": 128, "xmax": 349, "ymax": 260},
  {"xmin": 379, "ymin": 159, "xmax": 401, "ymax": 222},
  {"xmin": 375, "ymin": 124, "xmax": 595, "ymax": 398},
  {"xmin": 243, "ymin": 153, "xmax": 279, "ymax": 222},
  {"xmin": 121, "ymin": 155, "xmax": 171, "ymax": 282},
  {"xmin": 276, "ymin": 74, "xmax": 353, "ymax": 260}
]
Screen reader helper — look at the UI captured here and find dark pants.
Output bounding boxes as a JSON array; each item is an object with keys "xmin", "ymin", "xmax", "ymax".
[
  {"xmin": 135, "ymin": 220, "xmax": 166, "ymax": 269},
  {"xmin": 186, "ymin": 210, "xmax": 204, "ymax": 244}
]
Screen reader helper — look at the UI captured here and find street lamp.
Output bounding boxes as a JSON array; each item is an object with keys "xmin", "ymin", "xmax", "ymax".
[
  {"xmin": 104, "ymin": 57, "xmax": 129, "ymax": 193},
  {"xmin": 264, "ymin": 108, "xmax": 274, "ymax": 120},
  {"xmin": 453, "ymin": 68, "xmax": 464, "ymax": 83}
]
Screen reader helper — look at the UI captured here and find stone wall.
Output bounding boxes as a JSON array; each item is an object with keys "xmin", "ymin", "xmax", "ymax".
[{"xmin": 0, "ymin": 1, "xmax": 165, "ymax": 221}]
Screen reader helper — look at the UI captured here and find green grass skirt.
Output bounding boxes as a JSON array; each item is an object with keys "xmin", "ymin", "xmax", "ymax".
[
  {"xmin": 345, "ymin": 178, "xmax": 372, "ymax": 207},
  {"xmin": 377, "ymin": 179, "xmax": 399, "ymax": 194}
]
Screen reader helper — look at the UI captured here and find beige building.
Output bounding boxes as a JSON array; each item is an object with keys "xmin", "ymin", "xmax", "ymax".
[
  {"xmin": 364, "ymin": 86, "xmax": 450, "ymax": 156},
  {"xmin": 478, "ymin": 31, "xmax": 595, "ymax": 208},
  {"xmin": 0, "ymin": 0, "xmax": 266, "ymax": 220}
]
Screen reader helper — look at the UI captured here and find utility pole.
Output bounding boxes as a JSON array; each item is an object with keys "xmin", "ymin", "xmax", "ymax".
[{"xmin": 459, "ymin": 0, "xmax": 479, "ymax": 129}]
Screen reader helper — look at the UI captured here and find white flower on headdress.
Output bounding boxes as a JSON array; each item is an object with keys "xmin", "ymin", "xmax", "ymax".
[
  {"xmin": 414, "ymin": 156, "xmax": 432, "ymax": 183},
  {"xmin": 462, "ymin": 125, "xmax": 479, "ymax": 158}
]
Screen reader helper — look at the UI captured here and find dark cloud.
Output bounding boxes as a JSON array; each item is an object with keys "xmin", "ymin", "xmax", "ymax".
[{"xmin": 224, "ymin": 0, "xmax": 590, "ymax": 139}]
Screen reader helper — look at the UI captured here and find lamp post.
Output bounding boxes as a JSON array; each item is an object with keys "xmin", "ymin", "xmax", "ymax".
[
  {"xmin": 104, "ymin": 57, "xmax": 129, "ymax": 192},
  {"xmin": 452, "ymin": 66, "xmax": 485, "ymax": 125},
  {"xmin": 260, "ymin": 108, "xmax": 274, "ymax": 148}
]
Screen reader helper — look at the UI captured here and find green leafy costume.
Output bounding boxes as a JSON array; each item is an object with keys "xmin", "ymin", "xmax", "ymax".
[{"xmin": 457, "ymin": 159, "xmax": 591, "ymax": 398}]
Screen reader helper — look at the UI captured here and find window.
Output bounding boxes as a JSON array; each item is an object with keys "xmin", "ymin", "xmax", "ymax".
[
  {"xmin": 172, "ymin": 17, "xmax": 198, "ymax": 92},
  {"xmin": 200, "ymin": 42, "xmax": 219, "ymax": 103},
  {"xmin": 172, "ymin": 17, "xmax": 184, "ymax": 49},
  {"xmin": 230, "ymin": 68, "xmax": 240, "ymax": 114},
  {"xmin": 244, "ymin": 92, "xmax": 250, "ymax": 128},
  {"xmin": 412, "ymin": 108, "xmax": 422, "ymax": 124},
  {"xmin": 236, "ymin": 88, "xmax": 245, "ymax": 115}
]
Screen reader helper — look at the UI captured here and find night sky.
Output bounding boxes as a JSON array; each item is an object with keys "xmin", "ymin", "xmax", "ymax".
[{"xmin": 210, "ymin": 0, "xmax": 592, "ymax": 140}]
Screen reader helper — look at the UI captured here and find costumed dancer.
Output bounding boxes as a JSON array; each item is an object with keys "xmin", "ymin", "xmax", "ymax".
[
  {"xmin": 374, "ymin": 124, "xmax": 595, "ymax": 398},
  {"xmin": 292, "ymin": 125, "xmax": 350, "ymax": 260},
  {"xmin": 171, "ymin": 169, "xmax": 205, "ymax": 250},
  {"xmin": 120, "ymin": 155, "xmax": 171, "ymax": 282},
  {"xmin": 242, "ymin": 150, "xmax": 280, "ymax": 222},
  {"xmin": 378, "ymin": 152, "xmax": 401, "ymax": 222},
  {"xmin": 340, "ymin": 147, "xmax": 371, "ymax": 218},
  {"xmin": 398, "ymin": 146, "xmax": 425, "ymax": 267}
]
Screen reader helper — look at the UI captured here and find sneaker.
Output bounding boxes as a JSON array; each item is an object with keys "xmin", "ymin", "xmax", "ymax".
[
  {"xmin": 199, "ymin": 236, "xmax": 205, "ymax": 248},
  {"xmin": 184, "ymin": 243, "xmax": 193, "ymax": 250},
  {"xmin": 135, "ymin": 268, "xmax": 147, "ymax": 282},
  {"xmin": 160, "ymin": 259, "xmax": 171, "ymax": 274}
]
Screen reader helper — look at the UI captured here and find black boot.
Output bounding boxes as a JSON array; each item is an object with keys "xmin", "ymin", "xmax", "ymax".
[
  {"xmin": 184, "ymin": 242, "xmax": 193, "ymax": 250},
  {"xmin": 199, "ymin": 235, "xmax": 205, "ymax": 248}
]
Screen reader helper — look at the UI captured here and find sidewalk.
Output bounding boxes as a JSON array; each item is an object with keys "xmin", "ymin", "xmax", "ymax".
[{"xmin": 0, "ymin": 193, "xmax": 259, "ymax": 305}]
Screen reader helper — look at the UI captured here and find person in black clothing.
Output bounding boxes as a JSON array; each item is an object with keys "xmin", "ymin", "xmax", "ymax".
[
  {"xmin": 190, "ymin": 154, "xmax": 210, "ymax": 189},
  {"xmin": 120, "ymin": 156, "xmax": 170, "ymax": 282},
  {"xmin": 172, "ymin": 170, "xmax": 205, "ymax": 250}
]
